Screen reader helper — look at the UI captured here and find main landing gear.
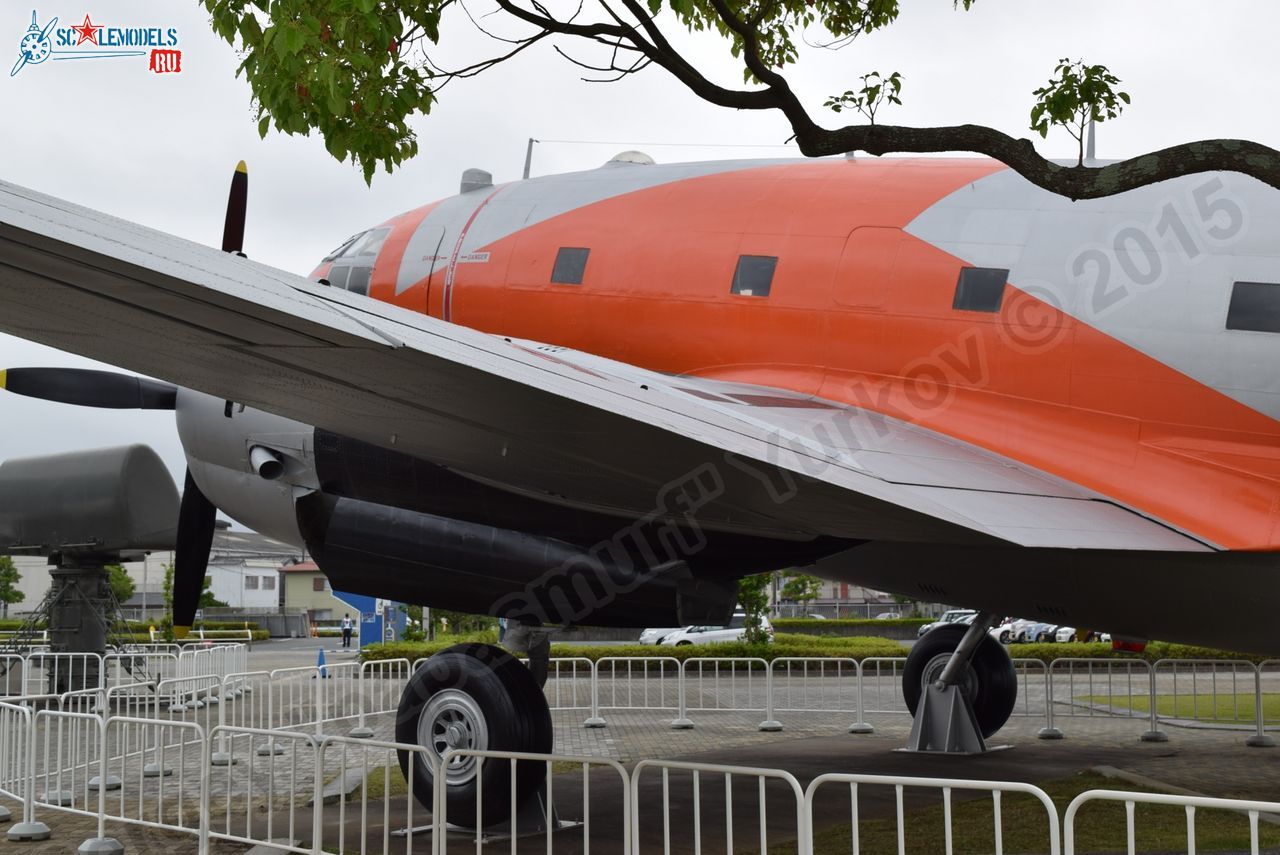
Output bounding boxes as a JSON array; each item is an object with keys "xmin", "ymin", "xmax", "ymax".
[
  {"xmin": 902, "ymin": 612, "xmax": 1017, "ymax": 754},
  {"xmin": 395, "ymin": 643, "xmax": 553, "ymax": 828}
]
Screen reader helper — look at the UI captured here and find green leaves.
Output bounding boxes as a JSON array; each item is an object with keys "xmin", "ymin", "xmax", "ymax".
[
  {"xmin": 201, "ymin": 0, "xmax": 441, "ymax": 184},
  {"xmin": 824, "ymin": 70, "xmax": 903, "ymax": 124},
  {"xmin": 1030, "ymin": 58, "xmax": 1130, "ymax": 165}
]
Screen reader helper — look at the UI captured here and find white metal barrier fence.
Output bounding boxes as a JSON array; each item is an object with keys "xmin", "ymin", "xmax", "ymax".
[
  {"xmin": 1064, "ymin": 789, "xmax": 1280, "ymax": 855},
  {"xmin": 806, "ymin": 772, "xmax": 1061, "ymax": 855},
  {"xmin": 0, "ymin": 707, "xmax": 1277, "ymax": 854}
]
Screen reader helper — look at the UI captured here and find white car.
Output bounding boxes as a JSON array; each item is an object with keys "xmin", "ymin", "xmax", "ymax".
[
  {"xmin": 638, "ymin": 627, "xmax": 684, "ymax": 645},
  {"xmin": 874, "ymin": 612, "xmax": 902, "ymax": 620},
  {"xmin": 660, "ymin": 613, "xmax": 773, "ymax": 645},
  {"xmin": 917, "ymin": 609, "xmax": 977, "ymax": 638},
  {"xmin": 1055, "ymin": 626, "xmax": 1110, "ymax": 643}
]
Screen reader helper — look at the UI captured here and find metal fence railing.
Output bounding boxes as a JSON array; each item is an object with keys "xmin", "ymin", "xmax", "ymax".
[{"xmin": 0, "ymin": 699, "xmax": 1275, "ymax": 853}]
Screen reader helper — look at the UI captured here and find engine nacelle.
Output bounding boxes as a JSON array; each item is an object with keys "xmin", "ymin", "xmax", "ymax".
[{"xmin": 175, "ymin": 390, "xmax": 316, "ymax": 547}]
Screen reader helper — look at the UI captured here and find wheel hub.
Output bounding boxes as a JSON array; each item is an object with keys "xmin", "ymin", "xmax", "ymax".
[
  {"xmin": 417, "ymin": 689, "xmax": 490, "ymax": 786},
  {"xmin": 921, "ymin": 652, "xmax": 979, "ymax": 700}
]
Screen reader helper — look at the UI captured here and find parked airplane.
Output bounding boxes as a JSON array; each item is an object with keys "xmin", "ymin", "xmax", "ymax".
[{"xmin": 2, "ymin": 152, "xmax": 1279, "ymax": 816}]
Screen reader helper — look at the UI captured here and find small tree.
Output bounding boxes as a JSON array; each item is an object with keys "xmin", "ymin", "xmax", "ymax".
[
  {"xmin": 0, "ymin": 557, "xmax": 23, "ymax": 619},
  {"xmin": 1030, "ymin": 58, "xmax": 1129, "ymax": 167},
  {"xmin": 199, "ymin": 576, "xmax": 229, "ymax": 609},
  {"xmin": 779, "ymin": 571, "xmax": 823, "ymax": 606},
  {"xmin": 399, "ymin": 603, "xmax": 426, "ymax": 642},
  {"xmin": 105, "ymin": 564, "xmax": 135, "ymax": 605},
  {"xmin": 737, "ymin": 573, "xmax": 772, "ymax": 646}
]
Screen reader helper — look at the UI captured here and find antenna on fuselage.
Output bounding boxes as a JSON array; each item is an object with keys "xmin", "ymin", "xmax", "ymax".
[{"xmin": 1086, "ymin": 118, "xmax": 1096, "ymax": 163}]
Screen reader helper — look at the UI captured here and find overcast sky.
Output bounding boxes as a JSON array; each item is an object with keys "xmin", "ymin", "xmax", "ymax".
[{"xmin": 3, "ymin": 0, "xmax": 1279, "ymax": 492}]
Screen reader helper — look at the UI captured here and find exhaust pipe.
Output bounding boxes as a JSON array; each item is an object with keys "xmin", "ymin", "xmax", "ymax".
[{"xmin": 249, "ymin": 445, "xmax": 284, "ymax": 481}]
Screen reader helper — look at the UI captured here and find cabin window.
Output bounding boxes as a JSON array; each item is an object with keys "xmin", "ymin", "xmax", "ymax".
[
  {"xmin": 731, "ymin": 255, "xmax": 777, "ymax": 297},
  {"xmin": 551, "ymin": 247, "xmax": 590, "ymax": 284},
  {"xmin": 953, "ymin": 266, "xmax": 1009, "ymax": 312},
  {"xmin": 1226, "ymin": 281, "xmax": 1280, "ymax": 333},
  {"xmin": 346, "ymin": 266, "xmax": 372, "ymax": 297}
]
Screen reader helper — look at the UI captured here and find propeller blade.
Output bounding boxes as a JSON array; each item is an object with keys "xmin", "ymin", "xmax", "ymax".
[
  {"xmin": 172, "ymin": 469, "xmax": 217, "ymax": 637},
  {"xmin": 0, "ymin": 367, "xmax": 177, "ymax": 409},
  {"xmin": 221, "ymin": 161, "xmax": 248, "ymax": 255},
  {"xmin": 170, "ymin": 160, "xmax": 248, "ymax": 637}
]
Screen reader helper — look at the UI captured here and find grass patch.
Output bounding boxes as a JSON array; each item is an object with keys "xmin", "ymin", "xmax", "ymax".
[
  {"xmin": 775, "ymin": 771, "xmax": 1280, "ymax": 854},
  {"xmin": 1080, "ymin": 692, "xmax": 1280, "ymax": 724}
]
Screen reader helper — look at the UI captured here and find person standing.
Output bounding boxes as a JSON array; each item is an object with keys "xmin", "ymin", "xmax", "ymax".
[{"xmin": 341, "ymin": 613, "xmax": 353, "ymax": 649}]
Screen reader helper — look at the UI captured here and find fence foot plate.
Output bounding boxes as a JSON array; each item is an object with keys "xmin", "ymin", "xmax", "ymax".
[
  {"xmin": 77, "ymin": 836, "xmax": 123, "ymax": 854},
  {"xmin": 8, "ymin": 821, "xmax": 50, "ymax": 842},
  {"xmin": 1037, "ymin": 727, "xmax": 1064, "ymax": 740},
  {"xmin": 1246, "ymin": 734, "xmax": 1276, "ymax": 748},
  {"xmin": 1140, "ymin": 730, "xmax": 1169, "ymax": 743}
]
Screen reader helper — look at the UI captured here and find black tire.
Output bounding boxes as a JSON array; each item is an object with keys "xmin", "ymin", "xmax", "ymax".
[
  {"xmin": 676, "ymin": 641, "xmax": 692, "ymax": 646},
  {"xmin": 999, "ymin": 630, "xmax": 1010, "ymax": 644},
  {"xmin": 395, "ymin": 643, "xmax": 552, "ymax": 828},
  {"xmin": 902, "ymin": 623, "xmax": 1017, "ymax": 739}
]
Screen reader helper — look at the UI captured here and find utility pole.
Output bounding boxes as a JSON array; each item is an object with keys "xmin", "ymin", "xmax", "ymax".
[{"xmin": 522, "ymin": 138, "xmax": 537, "ymax": 180}]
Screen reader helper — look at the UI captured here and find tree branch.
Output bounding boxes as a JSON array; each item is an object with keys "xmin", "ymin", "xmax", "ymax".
[{"xmin": 806, "ymin": 123, "xmax": 1280, "ymax": 200}]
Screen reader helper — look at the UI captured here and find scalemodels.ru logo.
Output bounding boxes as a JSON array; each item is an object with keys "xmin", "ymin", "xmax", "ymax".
[{"xmin": 10, "ymin": 10, "xmax": 182, "ymax": 77}]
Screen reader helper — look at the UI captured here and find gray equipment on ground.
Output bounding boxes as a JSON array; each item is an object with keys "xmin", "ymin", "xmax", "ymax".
[{"xmin": 0, "ymin": 445, "xmax": 178, "ymax": 691}]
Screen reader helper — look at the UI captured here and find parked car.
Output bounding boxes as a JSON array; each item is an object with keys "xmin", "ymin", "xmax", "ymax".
[
  {"xmin": 806, "ymin": 614, "xmax": 827, "ymax": 620},
  {"xmin": 991, "ymin": 617, "xmax": 1022, "ymax": 644},
  {"xmin": 1006, "ymin": 618, "xmax": 1038, "ymax": 642},
  {"xmin": 917, "ymin": 609, "xmax": 977, "ymax": 638},
  {"xmin": 954, "ymin": 612, "xmax": 1012, "ymax": 643},
  {"xmin": 1022, "ymin": 621, "xmax": 1058, "ymax": 642},
  {"xmin": 874, "ymin": 612, "xmax": 903, "ymax": 620},
  {"xmin": 638, "ymin": 627, "xmax": 684, "ymax": 645},
  {"xmin": 1054, "ymin": 626, "xmax": 1110, "ymax": 643},
  {"xmin": 660, "ymin": 613, "xmax": 774, "ymax": 645}
]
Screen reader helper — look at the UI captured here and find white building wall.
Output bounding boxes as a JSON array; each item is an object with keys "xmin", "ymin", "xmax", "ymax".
[{"xmin": 207, "ymin": 562, "xmax": 279, "ymax": 610}]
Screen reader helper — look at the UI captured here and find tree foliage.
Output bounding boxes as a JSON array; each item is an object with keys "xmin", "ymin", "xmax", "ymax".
[
  {"xmin": 779, "ymin": 571, "xmax": 822, "ymax": 605},
  {"xmin": 0, "ymin": 557, "xmax": 23, "ymax": 618},
  {"xmin": 736, "ymin": 572, "xmax": 771, "ymax": 646},
  {"xmin": 106, "ymin": 564, "xmax": 135, "ymax": 605},
  {"xmin": 201, "ymin": 0, "xmax": 1280, "ymax": 198}
]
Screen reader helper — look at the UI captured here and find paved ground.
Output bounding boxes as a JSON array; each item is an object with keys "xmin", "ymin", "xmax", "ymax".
[{"xmin": 3, "ymin": 640, "xmax": 1280, "ymax": 852}]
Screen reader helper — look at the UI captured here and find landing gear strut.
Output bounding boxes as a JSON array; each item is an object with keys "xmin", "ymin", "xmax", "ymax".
[
  {"xmin": 395, "ymin": 644, "xmax": 553, "ymax": 828},
  {"xmin": 901, "ymin": 612, "xmax": 1017, "ymax": 754}
]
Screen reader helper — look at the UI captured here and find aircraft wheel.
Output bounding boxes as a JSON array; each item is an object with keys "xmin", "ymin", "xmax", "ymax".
[
  {"xmin": 902, "ymin": 623, "xmax": 1017, "ymax": 739},
  {"xmin": 395, "ymin": 643, "xmax": 552, "ymax": 828}
]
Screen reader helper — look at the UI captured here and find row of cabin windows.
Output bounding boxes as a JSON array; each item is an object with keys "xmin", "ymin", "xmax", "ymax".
[
  {"xmin": 554, "ymin": 247, "xmax": 783, "ymax": 295},
  {"xmin": 552, "ymin": 248, "xmax": 1280, "ymax": 334}
]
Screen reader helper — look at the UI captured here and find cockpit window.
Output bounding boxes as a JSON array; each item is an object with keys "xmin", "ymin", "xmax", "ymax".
[
  {"xmin": 323, "ymin": 234, "xmax": 361, "ymax": 263},
  {"xmin": 347, "ymin": 228, "xmax": 391, "ymax": 257},
  {"xmin": 322, "ymin": 228, "xmax": 390, "ymax": 263}
]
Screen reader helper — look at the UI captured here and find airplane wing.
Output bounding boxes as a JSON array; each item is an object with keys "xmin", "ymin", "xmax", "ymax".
[{"xmin": 0, "ymin": 180, "xmax": 1209, "ymax": 552}]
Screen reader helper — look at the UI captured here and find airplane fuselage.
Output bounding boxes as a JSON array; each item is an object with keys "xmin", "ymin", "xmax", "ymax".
[{"xmin": 310, "ymin": 157, "xmax": 1280, "ymax": 552}]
